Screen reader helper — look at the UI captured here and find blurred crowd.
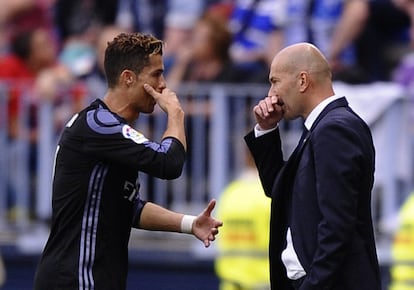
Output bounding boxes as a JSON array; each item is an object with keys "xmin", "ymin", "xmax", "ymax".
[
  {"xmin": 1, "ymin": 0, "xmax": 413, "ymax": 225},
  {"xmin": 0, "ymin": 0, "xmax": 413, "ymax": 109},
  {"xmin": 1, "ymin": 0, "xmax": 413, "ymax": 88},
  {"xmin": 1, "ymin": 1, "xmax": 414, "ymax": 289},
  {"xmin": 0, "ymin": 0, "xmax": 413, "ymax": 229}
]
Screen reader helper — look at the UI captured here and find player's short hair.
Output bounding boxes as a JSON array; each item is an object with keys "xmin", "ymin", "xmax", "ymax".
[{"xmin": 104, "ymin": 32, "xmax": 164, "ymax": 88}]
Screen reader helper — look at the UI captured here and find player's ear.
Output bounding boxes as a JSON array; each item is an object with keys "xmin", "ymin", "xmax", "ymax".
[{"xmin": 120, "ymin": 70, "xmax": 136, "ymax": 87}]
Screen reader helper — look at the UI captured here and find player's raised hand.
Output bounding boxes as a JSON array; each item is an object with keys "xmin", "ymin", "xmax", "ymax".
[{"xmin": 143, "ymin": 83, "xmax": 182, "ymax": 115}]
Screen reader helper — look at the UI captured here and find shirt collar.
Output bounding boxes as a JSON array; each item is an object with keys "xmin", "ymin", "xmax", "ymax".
[{"xmin": 304, "ymin": 95, "xmax": 341, "ymax": 130}]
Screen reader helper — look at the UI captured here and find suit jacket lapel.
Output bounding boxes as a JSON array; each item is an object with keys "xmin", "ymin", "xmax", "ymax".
[
  {"xmin": 272, "ymin": 97, "xmax": 349, "ymax": 200},
  {"xmin": 310, "ymin": 97, "xmax": 349, "ymax": 131},
  {"xmin": 272, "ymin": 129, "xmax": 310, "ymax": 200}
]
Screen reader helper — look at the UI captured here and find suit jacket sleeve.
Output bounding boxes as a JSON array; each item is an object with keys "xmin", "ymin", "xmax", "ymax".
[{"xmin": 244, "ymin": 128, "xmax": 284, "ymax": 197}]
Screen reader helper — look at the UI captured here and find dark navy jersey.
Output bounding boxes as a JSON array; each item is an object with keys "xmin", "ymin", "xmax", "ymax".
[{"xmin": 33, "ymin": 99, "xmax": 186, "ymax": 290}]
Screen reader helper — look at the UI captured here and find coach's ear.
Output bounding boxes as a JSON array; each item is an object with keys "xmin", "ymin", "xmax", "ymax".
[{"xmin": 298, "ymin": 71, "xmax": 310, "ymax": 93}]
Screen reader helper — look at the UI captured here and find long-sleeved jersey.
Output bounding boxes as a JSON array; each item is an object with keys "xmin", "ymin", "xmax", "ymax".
[{"xmin": 33, "ymin": 99, "xmax": 186, "ymax": 290}]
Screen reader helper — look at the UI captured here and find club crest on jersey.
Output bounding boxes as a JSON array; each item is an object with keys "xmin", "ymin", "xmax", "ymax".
[{"xmin": 122, "ymin": 125, "xmax": 148, "ymax": 144}]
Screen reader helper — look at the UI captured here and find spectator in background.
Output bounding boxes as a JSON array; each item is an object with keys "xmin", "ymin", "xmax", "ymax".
[
  {"xmin": 392, "ymin": 0, "xmax": 414, "ymax": 47},
  {"xmin": 389, "ymin": 192, "xmax": 414, "ymax": 290},
  {"xmin": 54, "ymin": 0, "xmax": 119, "ymax": 78},
  {"xmin": 228, "ymin": 0, "xmax": 287, "ymax": 83},
  {"xmin": 215, "ymin": 151, "xmax": 271, "ymax": 290},
  {"xmin": 0, "ymin": 0, "xmax": 36, "ymax": 25},
  {"xmin": 166, "ymin": 12, "xmax": 245, "ymax": 90},
  {"xmin": 0, "ymin": 27, "xmax": 74, "ymax": 220},
  {"xmin": 161, "ymin": 0, "xmax": 205, "ymax": 75},
  {"xmin": 0, "ymin": 0, "xmax": 33, "ymax": 54},
  {"xmin": 387, "ymin": 0, "xmax": 414, "ymax": 85},
  {"xmin": 82, "ymin": 25, "xmax": 127, "ymax": 105},
  {"xmin": 0, "ymin": 26, "xmax": 77, "ymax": 140},
  {"xmin": 357, "ymin": 0, "xmax": 411, "ymax": 82},
  {"xmin": 0, "ymin": 0, "xmax": 54, "ymax": 55},
  {"xmin": 284, "ymin": 0, "xmax": 370, "ymax": 83},
  {"xmin": 116, "ymin": 0, "xmax": 167, "ymax": 38},
  {"xmin": 115, "ymin": 1, "xmax": 226, "ymax": 76},
  {"xmin": 54, "ymin": 0, "xmax": 118, "ymax": 42}
]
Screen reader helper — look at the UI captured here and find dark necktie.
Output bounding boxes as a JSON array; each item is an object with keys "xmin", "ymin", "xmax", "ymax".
[
  {"xmin": 291, "ymin": 125, "xmax": 309, "ymax": 159},
  {"xmin": 299, "ymin": 125, "xmax": 309, "ymax": 144},
  {"xmin": 287, "ymin": 125, "xmax": 308, "ymax": 226}
]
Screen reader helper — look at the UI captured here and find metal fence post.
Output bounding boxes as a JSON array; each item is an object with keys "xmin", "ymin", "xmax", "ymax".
[
  {"xmin": 36, "ymin": 100, "xmax": 54, "ymax": 221},
  {"xmin": 209, "ymin": 85, "xmax": 229, "ymax": 202}
]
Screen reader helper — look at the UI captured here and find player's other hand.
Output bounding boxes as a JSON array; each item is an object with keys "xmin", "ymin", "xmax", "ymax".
[{"xmin": 193, "ymin": 199, "xmax": 223, "ymax": 248}]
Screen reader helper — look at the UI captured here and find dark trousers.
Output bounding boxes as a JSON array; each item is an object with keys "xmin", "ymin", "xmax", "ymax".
[{"xmin": 290, "ymin": 276, "xmax": 305, "ymax": 290}]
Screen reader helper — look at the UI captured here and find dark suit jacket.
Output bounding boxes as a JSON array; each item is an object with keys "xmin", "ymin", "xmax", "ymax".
[{"xmin": 244, "ymin": 97, "xmax": 381, "ymax": 290}]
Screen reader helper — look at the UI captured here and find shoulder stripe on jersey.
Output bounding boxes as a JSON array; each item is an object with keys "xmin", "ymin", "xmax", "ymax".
[
  {"xmin": 87, "ymin": 110, "xmax": 122, "ymax": 135},
  {"xmin": 79, "ymin": 163, "xmax": 108, "ymax": 290}
]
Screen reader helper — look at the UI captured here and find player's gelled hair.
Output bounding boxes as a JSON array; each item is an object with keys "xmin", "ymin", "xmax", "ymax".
[{"xmin": 104, "ymin": 32, "xmax": 164, "ymax": 88}]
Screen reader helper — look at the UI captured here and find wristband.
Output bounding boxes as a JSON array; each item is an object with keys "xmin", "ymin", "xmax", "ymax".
[{"xmin": 181, "ymin": 215, "xmax": 196, "ymax": 234}]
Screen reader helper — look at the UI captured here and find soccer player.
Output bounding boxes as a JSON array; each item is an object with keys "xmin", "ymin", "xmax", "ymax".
[{"xmin": 33, "ymin": 32, "xmax": 222, "ymax": 290}]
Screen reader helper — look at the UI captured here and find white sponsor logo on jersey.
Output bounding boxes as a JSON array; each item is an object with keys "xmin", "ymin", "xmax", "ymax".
[{"xmin": 122, "ymin": 125, "xmax": 148, "ymax": 144}]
